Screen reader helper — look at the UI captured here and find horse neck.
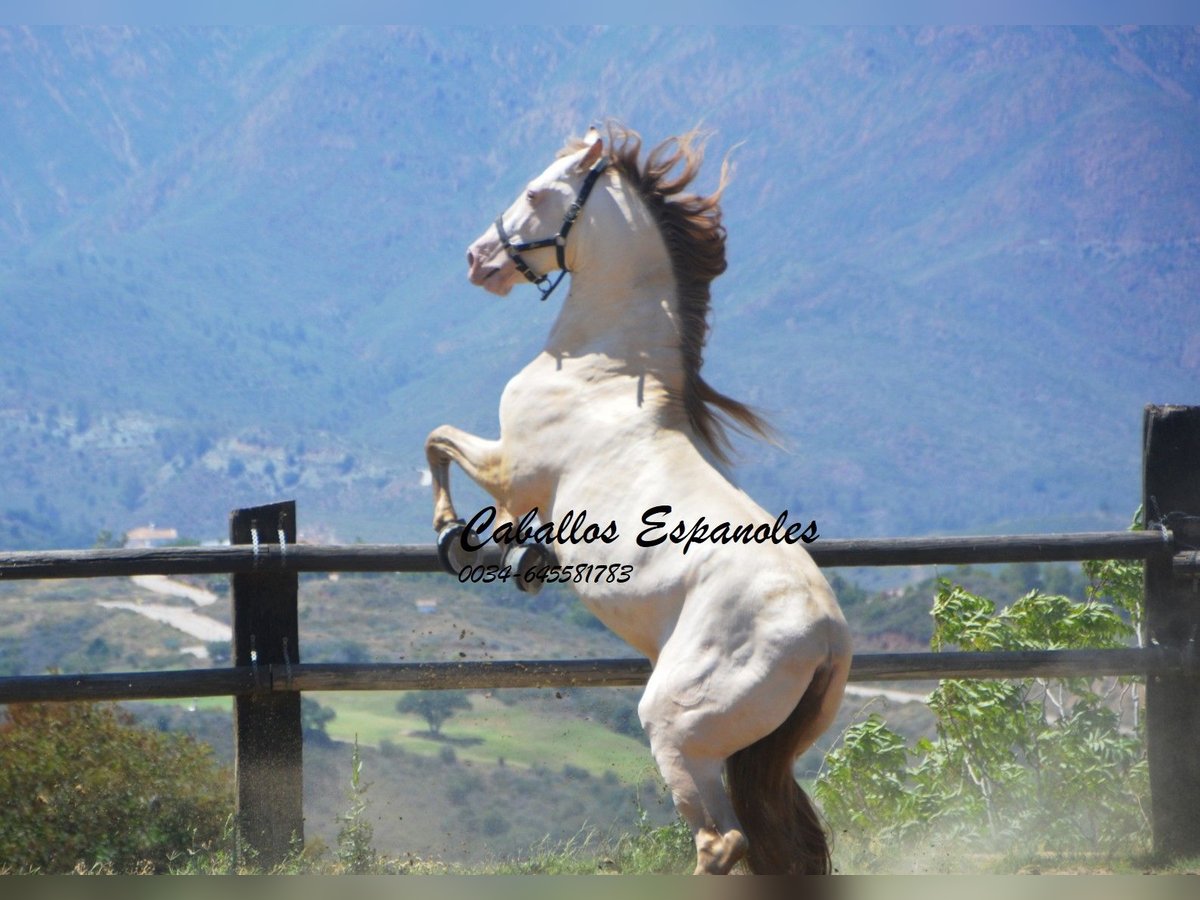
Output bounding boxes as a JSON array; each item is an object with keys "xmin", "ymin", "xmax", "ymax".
[
  {"xmin": 544, "ymin": 188, "xmax": 684, "ymax": 380},
  {"xmin": 545, "ymin": 266, "xmax": 684, "ymax": 378}
]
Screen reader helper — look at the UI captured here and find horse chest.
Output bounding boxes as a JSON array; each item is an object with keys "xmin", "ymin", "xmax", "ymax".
[{"xmin": 499, "ymin": 357, "xmax": 638, "ymax": 453}]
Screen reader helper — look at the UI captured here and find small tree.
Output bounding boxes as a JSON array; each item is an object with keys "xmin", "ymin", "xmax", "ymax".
[
  {"xmin": 395, "ymin": 691, "xmax": 472, "ymax": 737},
  {"xmin": 301, "ymin": 697, "xmax": 336, "ymax": 745}
]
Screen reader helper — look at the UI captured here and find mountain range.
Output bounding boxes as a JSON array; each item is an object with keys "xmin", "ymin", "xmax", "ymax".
[{"xmin": 1, "ymin": 25, "xmax": 1197, "ymax": 552}]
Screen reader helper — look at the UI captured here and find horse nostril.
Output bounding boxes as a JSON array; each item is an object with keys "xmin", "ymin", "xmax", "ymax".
[{"xmin": 466, "ymin": 250, "xmax": 475, "ymax": 268}]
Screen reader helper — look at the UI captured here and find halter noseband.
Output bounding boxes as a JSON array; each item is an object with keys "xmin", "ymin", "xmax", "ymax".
[{"xmin": 494, "ymin": 157, "xmax": 610, "ymax": 301}]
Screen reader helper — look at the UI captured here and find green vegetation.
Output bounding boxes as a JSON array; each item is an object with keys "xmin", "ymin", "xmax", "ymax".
[
  {"xmin": 0, "ymin": 699, "xmax": 679, "ymax": 875},
  {"xmin": 0, "ymin": 701, "xmax": 232, "ymax": 873},
  {"xmin": 321, "ymin": 689, "xmax": 651, "ymax": 779},
  {"xmin": 5, "ymin": 28, "xmax": 1194, "ymax": 552},
  {"xmin": 817, "ymin": 553, "xmax": 1148, "ymax": 870},
  {"xmin": 396, "ymin": 690, "xmax": 472, "ymax": 736},
  {"xmin": 0, "ymin": 560, "xmax": 1117, "ymax": 871},
  {"xmin": 335, "ymin": 738, "xmax": 377, "ymax": 873},
  {"xmin": 832, "ymin": 561, "xmax": 1089, "ymax": 646},
  {"xmin": 301, "ymin": 696, "xmax": 337, "ymax": 744},
  {"xmin": 0, "ymin": 519, "xmax": 1169, "ymax": 874},
  {"xmin": 188, "ymin": 756, "xmax": 693, "ymax": 875}
]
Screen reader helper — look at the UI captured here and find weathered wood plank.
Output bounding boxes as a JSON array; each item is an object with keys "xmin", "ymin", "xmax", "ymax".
[
  {"xmin": 0, "ymin": 530, "xmax": 1175, "ymax": 580},
  {"xmin": 231, "ymin": 501, "xmax": 303, "ymax": 869},
  {"xmin": 808, "ymin": 530, "xmax": 1174, "ymax": 567},
  {"xmin": 281, "ymin": 658, "xmax": 654, "ymax": 691},
  {"xmin": 0, "ymin": 668, "xmax": 258, "ymax": 703},
  {"xmin": 848, "ymin": 647, "xmax": 1183, "ymax": 681},
  {"xmin": 0, "ymin": 543, "xmax": 463, "ymax": 579},
  {"xmin": 282, "ymin": 648, "xmax": 1184, "ymax": 690},
  {"xmin": 3, "ymin": 648, "xmax": 1181, "ymax": 705}
]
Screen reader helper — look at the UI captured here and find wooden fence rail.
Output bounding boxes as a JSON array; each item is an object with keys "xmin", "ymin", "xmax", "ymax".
[
  {"xmin": 0, "ymin": 404, "xmax": 1197, "ymax": 867},
  {"xmin": 0, "ymin": 528, "xmax": 1180, "ymax": 580},
  {"xmin": 0, "ymin": 647, "xmax": 1188, "ymax": 705}
]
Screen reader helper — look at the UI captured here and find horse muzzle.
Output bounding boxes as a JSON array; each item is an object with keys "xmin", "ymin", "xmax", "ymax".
[{"xmin": 467, "ymin": 242, "xmax": 520, "ymax": 296}]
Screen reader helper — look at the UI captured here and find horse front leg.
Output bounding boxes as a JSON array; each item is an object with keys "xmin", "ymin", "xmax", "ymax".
[
  {"xmin": 425, "ymin": 424, "xmax": 511, "ymax": 531},
  {"xmin": 425, "ymin": 424, "xmax": 525, "ymax": 575},
  {"xmin": 425, "ymin": 424, "xmax": 552, "ymax": 589}
]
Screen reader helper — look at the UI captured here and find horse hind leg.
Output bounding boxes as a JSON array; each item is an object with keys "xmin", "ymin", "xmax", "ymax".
[
  {"xmin": 684, "ymin": 762, "xmax": 748, "ymax": 875},
  {"xmin": 648, "ymin": 745, "xmax": 748, "ymax": 875},
  {"xmin": 640, "ymin": 681, "xmax": 748, "ymax": 874},
  {"xmin": 639, "ymin": 631, "xmax": 849, "ymax": 875}
]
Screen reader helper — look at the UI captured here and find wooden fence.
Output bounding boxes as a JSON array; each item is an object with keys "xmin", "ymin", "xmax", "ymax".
[{"xmin": 1, "ymin": 404, "xmax": 1197, "ymax": 867}]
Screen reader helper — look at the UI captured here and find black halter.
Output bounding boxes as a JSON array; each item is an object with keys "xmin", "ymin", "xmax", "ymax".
[{"xmin": 494, "ymin": 157, "xmax": 610, "ymax": 301}]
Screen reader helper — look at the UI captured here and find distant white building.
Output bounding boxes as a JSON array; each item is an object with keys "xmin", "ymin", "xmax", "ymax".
[
  {"xmin": 415, "ymin": 598, "xmax": 438, "ymax": 614},
  {"xmin": 124, "ymin": 526, "xmax": 178, "ymax": 548}
]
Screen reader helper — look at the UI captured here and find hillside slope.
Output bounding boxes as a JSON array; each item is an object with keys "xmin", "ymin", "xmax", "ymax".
[{"xmin": 1, "ymin": 26, "xmax": 1196, "ymax": 548}]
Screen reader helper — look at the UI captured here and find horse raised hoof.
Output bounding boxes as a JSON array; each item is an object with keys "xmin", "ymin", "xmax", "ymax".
[
  {"xmin": 435, "ymin": 520, "xmax": 483, "ymax": 573},
  {"xmin": 503, "ymin": 542, "xmax": 552, "ymax": 595}
]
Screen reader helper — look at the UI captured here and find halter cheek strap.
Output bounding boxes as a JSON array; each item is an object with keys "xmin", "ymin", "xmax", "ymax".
[{"xmin": 495, "ymin": 156, "xmax": 610, "ymax": 301}]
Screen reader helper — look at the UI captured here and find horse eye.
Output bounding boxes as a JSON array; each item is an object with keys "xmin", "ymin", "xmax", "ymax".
[{"xmin": 525, "ymin": 189, "xmax": 538, "ymax": 204}]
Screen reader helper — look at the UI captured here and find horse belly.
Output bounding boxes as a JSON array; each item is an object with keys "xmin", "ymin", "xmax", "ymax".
[{"xmin": 551, "ymin": 539, "xmax": 684, "ymax": 660}]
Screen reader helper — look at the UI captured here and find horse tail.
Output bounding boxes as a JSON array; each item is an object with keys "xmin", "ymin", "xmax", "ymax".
[{"xmin": 725, "ymin": 664, "xmax": 835, "ymax": 875}]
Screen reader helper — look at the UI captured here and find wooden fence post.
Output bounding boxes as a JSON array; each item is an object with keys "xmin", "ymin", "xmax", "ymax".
[
  {"xmin": 230, "ymin": 500, "xmax": 303, "ymax": 868},
  {"xmin": 1142, "ymin": 405, "xmax": 1200, "ymax": 858}
]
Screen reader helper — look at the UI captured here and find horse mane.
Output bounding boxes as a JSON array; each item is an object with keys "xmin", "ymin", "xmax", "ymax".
[{"xmin": 577, "ymin": 122, "xmax": 771, "ymax": 462}]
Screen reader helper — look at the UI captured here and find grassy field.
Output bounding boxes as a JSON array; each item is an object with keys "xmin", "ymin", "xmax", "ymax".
[{"xmin": 316, "ymin": 689, "xmax": 656, "ymax": 784}]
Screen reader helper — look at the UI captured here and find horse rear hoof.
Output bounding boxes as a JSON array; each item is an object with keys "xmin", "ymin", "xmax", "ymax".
[
  {"xmin": 436, "ymin": 520, "xmax": 482, "ymax": 573},
  {"xmin": 693, "ymin": 828, "xmax": 748, "ymax": 875}
]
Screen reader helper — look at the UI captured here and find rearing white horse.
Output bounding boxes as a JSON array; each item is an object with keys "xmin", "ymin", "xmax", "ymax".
[{"xmin": 425, "ymin": 123, "xmax": 850, "ymax": 875}]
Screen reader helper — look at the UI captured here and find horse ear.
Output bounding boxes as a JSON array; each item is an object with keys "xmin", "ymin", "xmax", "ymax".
[{"xmin": 576, "ymin": 127, "xmax": 604, "ymax": 172}]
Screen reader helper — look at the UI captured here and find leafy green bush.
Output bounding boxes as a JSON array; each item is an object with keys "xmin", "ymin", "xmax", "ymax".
[
  {"xmin": 817, "ymin": 558, "xmax": 1149, "ymax": 864},
  {"xmin": 0, "ymin": 701, "xmax": 233, "ymax": 873}
]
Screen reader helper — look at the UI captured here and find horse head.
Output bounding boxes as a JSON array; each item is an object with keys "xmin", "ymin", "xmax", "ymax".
[{"xmin": 466, "ymin": 128, "xmax": 606, "ymax": 299}]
